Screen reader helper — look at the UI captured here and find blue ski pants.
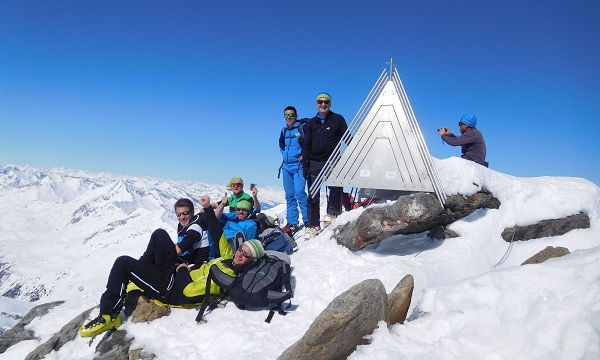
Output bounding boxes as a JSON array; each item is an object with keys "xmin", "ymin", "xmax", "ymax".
[{"xmin": 282, "ymin": 162, "xmax": 308, "ymax": 225}]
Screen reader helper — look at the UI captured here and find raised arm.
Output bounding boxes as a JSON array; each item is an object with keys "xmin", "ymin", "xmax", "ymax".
[
  {"xmin": 441, "ymin": 130, "xmax": 478, "ymax": 146},
  {"xmin": 215, "ymin": 193, "xmax": 227, "ymax": 219},
  {"xmin": 251, "ymin": 185, "xmax": 261, "ymax": 213}
]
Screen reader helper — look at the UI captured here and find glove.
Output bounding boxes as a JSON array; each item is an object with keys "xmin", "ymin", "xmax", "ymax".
[{"xmin": 303, "ymin": 166, "xmax": 310, "ymax": 180}]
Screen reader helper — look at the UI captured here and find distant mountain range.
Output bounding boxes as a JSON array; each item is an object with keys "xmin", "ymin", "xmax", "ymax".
[{"xmin": 0, "ymin": 164, "xmax": 285, "ymax": 302}]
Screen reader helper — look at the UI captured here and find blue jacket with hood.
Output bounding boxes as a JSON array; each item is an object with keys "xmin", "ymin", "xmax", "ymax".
[{"xmin": 279, "ymin": 119, "xmax": 307, "ymax": 165}]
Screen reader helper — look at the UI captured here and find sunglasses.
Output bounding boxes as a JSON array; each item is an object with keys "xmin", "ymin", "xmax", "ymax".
[
  {"xmin": 231, "ymin": 183, "xmax": 243, "ymax": 188},
  {"xmin": 176, "ymin": 210, "xmax": 191, "ymax": 218},
  {"xmin": 237, "ymin": 247, "xmax": 252, "ymax": 259},
  {"xmin": 284, "ymin": 113, "xmax": 297, "ymax": 119},
  {"xmin": 236, "ymin": 207, "xmax": 250, "ymax": 213},
  {"xmin": 317, "ymin": 100, "xmax": 330, "ymax": 105}
]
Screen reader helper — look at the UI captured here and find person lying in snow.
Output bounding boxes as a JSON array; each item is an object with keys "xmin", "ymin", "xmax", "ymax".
[{"xmin": 79, "ymin": 195, "xmax": 265, "ymax": 338}]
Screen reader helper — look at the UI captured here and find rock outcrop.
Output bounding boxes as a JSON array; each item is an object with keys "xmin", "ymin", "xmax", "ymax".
[
  {"xmin": 25, "ymin": 306, "xmax": 95, "ymax": 360},
  {"xmin": 130, "ymin": 296, "xmax": 170, "ymax": 323},
  {"xmin": 502, "ymin": 213, "xmax": 590, "ymax": 242},
  {"xmin": 0, "ymin": 301, "xmax": 64, "ymax": 354},
  {"xmin": 427, "ymin": 225, "xmax": 459, "ymax": 240},
  {"xmin": 94, "ymin": 329, "xmax": 132, "ymax": 359},
  {"xmin": 279, "ymin": 275, "xmax": 414, "ymax": 360},
  {"xmin": 335, "ymin": 191, "xmax": 500, "ymax": 250},
  {"xmin": 385, "ymin": 275, "xmax": 414, "ymax": 326},
  {"xmin": 521, "ymin": 246, "xmax": 570, "ymax": 265}
]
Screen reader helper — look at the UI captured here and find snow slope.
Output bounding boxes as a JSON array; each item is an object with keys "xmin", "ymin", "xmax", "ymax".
[{"xmin": 1, "ymin": 158, "xmax": 599, "ymax": 359}]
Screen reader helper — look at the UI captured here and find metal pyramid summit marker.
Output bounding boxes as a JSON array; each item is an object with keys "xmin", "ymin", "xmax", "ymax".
[{"xmin": 309, "ymin": 59, "xmax": 447, "ymax": 205}]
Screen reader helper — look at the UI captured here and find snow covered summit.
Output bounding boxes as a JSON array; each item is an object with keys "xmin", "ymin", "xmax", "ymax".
[{"xmin": 1, "ymin": 159, "xmax": 599, "ymax": 359}]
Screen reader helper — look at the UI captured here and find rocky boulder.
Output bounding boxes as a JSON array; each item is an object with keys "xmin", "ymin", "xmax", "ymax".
[
  {"xmin": 25, "ymin": 306, "xmax": 95, "ymax": 360},
  {"xmin": 521, "ymin": 246, "xmax": 570, "ymax": 265},
  {"xmin": 130, "ymin": 295, "xmax": 170, "ymax": 323},
  {"xmin": 0, "ymin": 301, "xmax": 64, "ymax": 354},
  {"xmin": 427, "ymin": 225, "xmax": 459, "ymax": 240},
  {"xmin": 279, "ymin": 275, "xmax": 415, "ymax": 360},
  {"xmin": 502, "ymin": 212, "xmax": 590, "ymax": 242},
  {"xmin": 385, "ymin": 275, "xmax": 414, "ymax": 326},
  {"xmin": 279, "ymin": 279, "xmax": 387, "ymax": 360},
  {"xmin": 335, "ymin": 191, "xmax": 500, "ymax": 250},
  {"xmin": 94, "ymin": 329, "xmax": 134, "ymax": 360}
]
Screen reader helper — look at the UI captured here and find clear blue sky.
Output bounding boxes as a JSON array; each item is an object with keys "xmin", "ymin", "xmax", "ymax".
[{"xmin": 1, "ymin": 0, "xmax": 598, "ymax": 187}]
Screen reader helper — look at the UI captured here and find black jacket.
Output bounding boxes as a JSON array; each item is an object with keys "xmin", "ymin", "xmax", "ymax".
[{"xmin": 302, "ymin": 111, "xmax": 348, "ymax": 166}]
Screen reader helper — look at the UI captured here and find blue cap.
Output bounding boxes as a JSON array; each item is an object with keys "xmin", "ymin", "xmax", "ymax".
[{"xmin": 460, "ymin": 113, "xmax": 477, "ymax": 128}]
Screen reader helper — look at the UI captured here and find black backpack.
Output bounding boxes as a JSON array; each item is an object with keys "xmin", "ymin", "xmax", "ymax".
[{"xmin": 196, "ymin": 251, "xmax": 293, "ymax": 323}]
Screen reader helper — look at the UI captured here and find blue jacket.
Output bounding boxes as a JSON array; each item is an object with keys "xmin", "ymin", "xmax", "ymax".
[
  {"xmin": 220, "ymin": 212, "xmax": 258, "ymax": 240},
  {"xmin": 279, "ymin": 120, "xmax": 306, "ymax": 165}
]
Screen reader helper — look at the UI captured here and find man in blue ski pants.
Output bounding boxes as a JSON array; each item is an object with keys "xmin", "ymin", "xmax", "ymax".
[{"xmin": 278, "ymin": 105, "xmax": 309, "ymax": 233}]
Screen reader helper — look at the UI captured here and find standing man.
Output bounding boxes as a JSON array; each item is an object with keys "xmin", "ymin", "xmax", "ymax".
[
  {"xmin": 279, "ymin": 106, "xmax": 309, "ymax": 234},
  {"xmin": 302, "ymin": 92, "xmax": 348, "ymax": 237},
  {"xmin": 438, "ymin": 113, "xmax": 488, "ymax": 167}
]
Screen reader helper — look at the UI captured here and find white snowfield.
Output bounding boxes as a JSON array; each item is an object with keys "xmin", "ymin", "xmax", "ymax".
[{"xmin": 0, "ymin": 158, "xmax": 599, "ymax": 360}]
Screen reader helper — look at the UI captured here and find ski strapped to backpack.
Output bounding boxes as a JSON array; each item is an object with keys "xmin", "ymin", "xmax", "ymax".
[{"xmin": 196, "ymin": 250, "xmax": 293, "ymax": 323}]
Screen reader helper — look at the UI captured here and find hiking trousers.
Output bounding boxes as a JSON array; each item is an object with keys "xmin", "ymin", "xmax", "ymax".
[
  {"xmin": 99, "ymin": 229, "xmax": 179, "ymax": 315},
  {"xmin": 282, "ymin": 162, "xmax": 308, "ymax": 225},
  {"xmin": 307, "ymin": 159, "xmax": 342, "ymax": 227}
]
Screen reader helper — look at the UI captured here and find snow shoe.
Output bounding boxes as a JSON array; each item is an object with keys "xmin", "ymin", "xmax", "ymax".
[{"xmin": 79, "ymin": 313, "xmax": 122, "ymax": 338}]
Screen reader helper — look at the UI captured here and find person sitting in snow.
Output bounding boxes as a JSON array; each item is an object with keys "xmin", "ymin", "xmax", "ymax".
[
  {"xmin": 219, "ymin": 176, "xmax": 261, "ymax": 214},
  {"xmin": 215, "ymin": 195, "xmax": 258, "ymax": 246},
  {"xmin": 79, "ymin": 195, "xmax": 265, "ymax": 338},
  {"xmin": 438, "ymin": 113, "xmax": 488, "ymax": 167},
  {"xmin": 172, "ymin": 198, "xmax": 211, "ymax": 265}
]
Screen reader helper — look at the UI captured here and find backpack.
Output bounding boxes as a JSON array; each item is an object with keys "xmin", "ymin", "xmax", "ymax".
[
  {"xmin": 196, "ymin": 250, "xmax": 293, "ymax": 323},
  {"xmin": 259, "ymin": 228, "xmax": 297, "ymax": 254},
  {"xmin": 255, "ymin": 213, "xmax": 278, "ymax": 235}
]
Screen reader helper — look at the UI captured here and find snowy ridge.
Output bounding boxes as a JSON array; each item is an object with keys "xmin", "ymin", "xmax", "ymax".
[
  {"xmin": 1, "ymin": 159, "xmax": 599, "ymax": 359},
  {"xmin": 0, "ymin": 164, "xmax": 285, "ymax": 303}
]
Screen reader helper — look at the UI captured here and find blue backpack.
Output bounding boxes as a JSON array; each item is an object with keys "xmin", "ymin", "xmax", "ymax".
[{"xmin": 259, "ymin": 228, "xmax": 297, "ymax": 253}]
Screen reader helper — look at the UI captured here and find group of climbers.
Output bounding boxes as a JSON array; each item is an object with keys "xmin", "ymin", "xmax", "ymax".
[
  {"xmin": 279, "ymin": 94, "xmax": 488, "ymax": 239},
  {"xmin": 279, "ymin": 92, "xmax": 349, "ymax": 239},
  {"xmin": 80, "ymin": 195, "xmax": 266, "ymax": 337},
  {"xmin": 81, "ymin": 90, "xmax": 488, "ymax": 337}
]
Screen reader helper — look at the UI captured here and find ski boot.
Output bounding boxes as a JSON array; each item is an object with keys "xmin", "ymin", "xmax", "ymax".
[{"xmin": 79, "ymin": 313, "xmax": 122, "ymax": 338}]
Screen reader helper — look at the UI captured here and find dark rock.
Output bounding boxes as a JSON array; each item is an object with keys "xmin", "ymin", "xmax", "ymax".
[
  {"xmin": 130, "ymin": 296, "xmax": 170, "ymax": 323},
  {"xmin": 385, "ymin": 275, "xmax": 414, "ymax": 326},
  {"xmin": 335, "ymin": 191, "xmax": 500, "ymax": 250},
  {"xmin": 94, "ymin": 329, "xmax": 133, "ymax": 360},
  {"xmin": 129, "ymin": 348, "xmax": 157, "ymax": 360},
  {"xmin": 25, "ymin": 306, "xmax": 95, "ymax": 360},
  {"xmin": 427, "ymin": 225, "xmax": 459, "ymax": 240},
  {"xmin": 521, "ymin": 246, "xmax": 570, "ymax": 265},
  {"xmin": 278, "ymin": 279, "xmax": 386, "ymax": 360},
  {"xmin": 502, "ymin": 213, "xmax": 590, "ymax": 242},
  {"xmin": 0, "ymin": 301, "xmax": 64, "ymax": 354}
]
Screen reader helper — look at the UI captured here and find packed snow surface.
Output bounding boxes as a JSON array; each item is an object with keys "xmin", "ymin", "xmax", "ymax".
[{"xmin": 0, "ymin": 158, "xmax": 599, "ymax": 359}]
